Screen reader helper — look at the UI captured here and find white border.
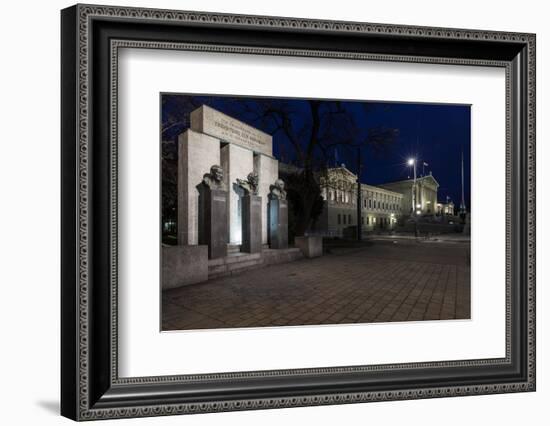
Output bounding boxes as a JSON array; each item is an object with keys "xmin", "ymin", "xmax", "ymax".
[{"xmin": 118, "ymin": 48, "xmax": 506, "ymax": 378}]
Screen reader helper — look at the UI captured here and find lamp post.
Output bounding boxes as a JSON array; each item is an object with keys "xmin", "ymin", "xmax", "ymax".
[
  {"xmin": 356, "ymin": 145, "xmax": 362, "ymax": 241},
  {"xmin": 408, "ymin": 158, "xmax": 419, "ymax": 238}
]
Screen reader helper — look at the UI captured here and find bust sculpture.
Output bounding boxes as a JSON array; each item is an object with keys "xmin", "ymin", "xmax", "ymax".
[
  {"xmin": 236, "ymin": 172, "xmax": 259, "ymax": 196},
  {"xmin": 269, "ymin": 178, "xmax": 287, "ymax": 200},
  {"xmin": 202, "ymin": 165, "xmax": 225, "ymax": 190}
]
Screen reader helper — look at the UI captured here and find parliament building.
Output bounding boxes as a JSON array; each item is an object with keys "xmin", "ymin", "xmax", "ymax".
[{"xmin": 312, "ymin": 166, "xmax": 440, "ymax": 237}]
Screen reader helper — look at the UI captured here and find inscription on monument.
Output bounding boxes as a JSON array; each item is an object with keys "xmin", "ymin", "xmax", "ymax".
[{"xmin": 191, "ymin": 105, "xmax": 272, "ymax": 156}]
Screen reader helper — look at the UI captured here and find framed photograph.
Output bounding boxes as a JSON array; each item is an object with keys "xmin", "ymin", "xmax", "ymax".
[{"xmin": 61, "ymin": 4, "xmax": 536, "ymax": 421}]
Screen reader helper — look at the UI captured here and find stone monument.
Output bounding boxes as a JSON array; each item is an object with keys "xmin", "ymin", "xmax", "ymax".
[
  {"xmin": 192, "ymin": 105, "xmax": 278, "ymax": 246},
  {"xmin": 168, "ymin": 105, "xmax": 290, "ymax": 288},
  {"xmin": 268, "ymin": 178, "xmax": 288, "ymax": 249},
  {"xmin": 237, "ymin": 172, "xmax": 262, "ymax": 253},
  {"xmin": 197, "ymin": 165, "xmax": 228, "ymax": 259}
]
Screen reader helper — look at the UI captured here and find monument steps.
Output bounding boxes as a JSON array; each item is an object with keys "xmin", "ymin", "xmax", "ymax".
[
  {"xmin": 227, "ymin": 244, "xmax": 241, "ymax": 255},
  {"xmin": 208, "ymin": 248, "xmax": 303, "ymax": 280}
]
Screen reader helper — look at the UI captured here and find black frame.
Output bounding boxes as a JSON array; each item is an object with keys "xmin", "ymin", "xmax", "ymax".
[{"xmin": 61, "ymin": 4, "xmax": 536, "ymax": 421}]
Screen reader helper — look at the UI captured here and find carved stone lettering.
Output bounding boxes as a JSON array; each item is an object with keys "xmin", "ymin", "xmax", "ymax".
[{"xmin": 191, "ymin": 105, "xmax": 272, "ymax": 156}]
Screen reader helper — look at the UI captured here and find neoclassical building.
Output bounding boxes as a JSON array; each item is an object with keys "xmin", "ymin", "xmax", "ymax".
[
  {"xmin": 311, "ymin": 166, "xmax": 441, "ymax": 236},
  {"xmin": 379, "ymin": 173, "xmax": 439, "ymax": 216},
  {"xmin": 313, "ymin": 166, "xmax": 405, "ymax": 236},
  {"xmin": 436, "ymin": 200, "xmax": 455, "ymax": 216}
]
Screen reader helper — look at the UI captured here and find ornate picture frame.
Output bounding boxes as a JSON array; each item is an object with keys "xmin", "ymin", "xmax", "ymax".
[{"xmin": 61, "ymin": 4, "xmax": 535, "ymax": 421}]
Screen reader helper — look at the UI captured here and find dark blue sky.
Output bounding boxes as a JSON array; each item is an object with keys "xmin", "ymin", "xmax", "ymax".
[{"xmin": 162, "ymin": 94, "xmax": 470, "ymax": 208}]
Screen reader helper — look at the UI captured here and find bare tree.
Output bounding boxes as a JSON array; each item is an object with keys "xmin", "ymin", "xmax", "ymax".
[
  {"xmin": 224, "ymin": 98, "xmax": 399, "ymax": 236},
  {"xmin": 161, "ymin": 95, "xmax": 398, "ymax": 237}
]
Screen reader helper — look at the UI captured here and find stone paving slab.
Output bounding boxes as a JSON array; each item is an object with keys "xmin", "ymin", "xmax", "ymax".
[{"xmin": 162, "ymin": 240, "xmax": 471, "ymax": 331}]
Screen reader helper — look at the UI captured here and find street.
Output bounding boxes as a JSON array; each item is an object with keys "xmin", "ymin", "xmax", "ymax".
[{"xmin": 162, "ymin": 239, "xmax": 470, "ymax": 330}]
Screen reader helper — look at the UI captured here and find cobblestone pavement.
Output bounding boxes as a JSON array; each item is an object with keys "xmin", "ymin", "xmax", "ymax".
[{"xmin": 162, "ymin": 240, "xmax": 470, "ymax": 331}]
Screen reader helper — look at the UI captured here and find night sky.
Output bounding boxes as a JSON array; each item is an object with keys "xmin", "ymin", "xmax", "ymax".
[{"xmin": 162, "ymin": 94, "xmax": 471, "ymax": 208}]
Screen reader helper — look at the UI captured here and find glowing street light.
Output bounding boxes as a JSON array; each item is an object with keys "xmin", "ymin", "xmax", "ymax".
[{"xmin": 407, "ymin": 158, "xmax": 415, "ymax": 166}]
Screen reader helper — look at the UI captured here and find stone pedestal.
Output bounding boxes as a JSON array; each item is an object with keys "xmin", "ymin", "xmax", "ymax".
[
  {"xmin": 254, "ymin": 154, "xmax": 279, "ymax": 244},
  {"xmin": 241, "ymin": 194, "xmax": 262, "ymax": 253},
  {"xmin": 268, "ymin": 198, "xmax": 288, "ymax": 249},
  {"xmin": 295, "ymin": 236, "xmax": 323, "ymax": 258},
  {"xmin": 162, "ymin": 245, "xmax": 208, "ymax": 289},
  {"xmin": 198, "ymin": 187, "xmax": 228, "ymax": 259}
]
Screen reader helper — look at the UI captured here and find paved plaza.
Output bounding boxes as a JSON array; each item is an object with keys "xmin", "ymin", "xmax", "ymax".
[{"xmin": 162, "ymin": 240, "xmax": 470, "ymax": 331}]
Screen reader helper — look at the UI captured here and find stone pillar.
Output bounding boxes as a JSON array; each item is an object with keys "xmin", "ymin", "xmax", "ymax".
[
  {"xmin": 177, "ymin": 130, "xmax": 220, "ymax": 245},
  {"xmin": 198, "ymin": 187, "xmax": 228, "ymax": 259},
  {"xmin": 254, "ymin": 154, "xmax": 279, "ymax": 245},
  {"xmin": 268, "ymin": 198, "xmax": 288, "ymax": 249},
  {"xmin": 241, "ymin": 194, "xmax": 262, "ymax": 253}
]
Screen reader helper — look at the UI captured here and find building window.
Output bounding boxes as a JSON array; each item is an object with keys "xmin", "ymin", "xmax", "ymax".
[
  {"xmin": 366, "ymin": 216, "xmax": 369, "ymax": 225},
  {"xmin": 368, "ymin": 199, "xmax": 372, "ymax": 208},
  {"xmin": 348, "ymin": 214, "xmax": 352, "ymax": 224},
  {"xmin": 337, "ymin": 214, "xmax": 341, "ymax": 225},
  {"xmin": 343, "ymin": 214, "xmax": 346, "ymax": 225}
]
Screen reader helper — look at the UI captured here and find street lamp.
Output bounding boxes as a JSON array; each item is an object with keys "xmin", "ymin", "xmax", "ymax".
[
  {"xmin": 407, "ymin": 158, "xmax": 417, "ymax": 211},
  {"xmin": 408, "ymin": 158, "xmax": 419, "ymax": 237}
]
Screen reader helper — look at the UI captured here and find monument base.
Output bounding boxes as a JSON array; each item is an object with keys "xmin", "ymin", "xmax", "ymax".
[
  {"xmin": 295, "ymin": 236, "xmax": 323, "ymax": 258},
  {"xmin": 198, "ymin": 187, "xmax": 228, "ymax": 259},
  {"xmin": 162, "ymin": 245, "xmax": 208, "ymax": 289},
  {"xmin": 241, "ymin": 194, "xmax": 262, "ymax": 253},
  {"xmin": 268, "ymin": 198, "xmax": 288, "ymax": 249}
]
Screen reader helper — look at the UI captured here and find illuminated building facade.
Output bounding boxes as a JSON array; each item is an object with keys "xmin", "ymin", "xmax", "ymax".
[{"xmin": 313, "ymin": 166, "xmax": 405, "ymax": 236}]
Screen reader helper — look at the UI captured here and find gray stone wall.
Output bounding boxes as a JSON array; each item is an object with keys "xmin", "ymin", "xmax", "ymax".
[{"xmin": 177, "ymin": 130, "xmax": 221, "ymax": 245}]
